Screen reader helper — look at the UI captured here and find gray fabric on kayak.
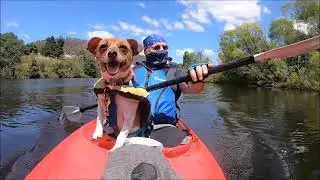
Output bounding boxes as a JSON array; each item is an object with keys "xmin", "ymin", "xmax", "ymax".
[
  {"xmin": 153, "ymin": 123, "xmax": 176, "ymax": 130},
  {"xmin": 150, "ymin": 125, "xmax": 189, "ymax": 148},
  {"xmin": 102, "ymin": 144, "xmax": 181, "ymax": 180}
]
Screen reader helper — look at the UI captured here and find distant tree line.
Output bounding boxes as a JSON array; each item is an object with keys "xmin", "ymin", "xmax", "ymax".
[
  {"xmin": 0, "ymin": 33, "xmax": 98, "ymax": 79},
  {"xmin": 0, "ymin": 0, "xmax": 319, "ymax": 91}
]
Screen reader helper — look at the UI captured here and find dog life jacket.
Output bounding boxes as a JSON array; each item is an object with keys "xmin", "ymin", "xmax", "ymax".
[
  {"xmin": 93, "ymin": 78, "xmax": 152, "ymax": 137},
  {"xmin": 131, "ymin": 61, "xmax": 181, "ymax": 125}
]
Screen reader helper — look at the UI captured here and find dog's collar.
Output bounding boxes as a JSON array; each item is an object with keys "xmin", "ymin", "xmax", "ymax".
[
  {"xmin": 105, "ymin": 80, "xmax": 130, "ymax": 86},
  {"xmin": 93, "ymin": 71, "xmax": 133, "ymax": 95},
  {"xmin": 105, "ymin": 71, "xmax": 132, "ymax": 86}
]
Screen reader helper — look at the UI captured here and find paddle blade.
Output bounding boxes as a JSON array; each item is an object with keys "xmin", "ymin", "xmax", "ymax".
[
  {"xmin": 59, "ymin": 106, "xmax": 82, "ymax": 123},
  {"xmin": 254, "ymin": 35, "xmax": 320, "ymax": 61}
]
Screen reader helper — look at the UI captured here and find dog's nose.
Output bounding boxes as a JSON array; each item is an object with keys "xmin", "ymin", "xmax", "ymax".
[{"xmin": 108, "ymin": 50, "xmax": 117, "ymax": 58}]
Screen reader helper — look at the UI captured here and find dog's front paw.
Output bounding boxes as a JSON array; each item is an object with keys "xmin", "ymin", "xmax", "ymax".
[
  {"xmin": 110, "ymin": 132, "xmax": 128, "ymax": 152},
  {"xmin": 109, "ymin": 146, "xmax": 118, "ymax": 152},
  {"xmin": 92, "ymin": 118, "xmax": 104, "ymax": 140},
  {"xmin": 92, "ymin": 128, "xmax": 103, "ymax": 140},
  {"xmin": 109, "ymin": 141, "xmax": 125, "ymax": 152},
  {"xmin": 110, "ymin": 141, "xmax": 124, "ymax": 152}
]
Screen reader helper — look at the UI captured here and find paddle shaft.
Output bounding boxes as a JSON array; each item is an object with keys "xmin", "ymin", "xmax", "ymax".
[
  {"xmin": 80, "ymin": 104, "xmax": 98, "ymax": 112},
  {"xmin": 148, "ymin": 35, "xmax": 320, "ymax": 91},
  {"xmin": 146, "ymin": 56, "xmax": 255, "ymax": 91},
  {"xmin": 78, "ymin": 35, "xmax": 320, "ymax": 112},
  {"xmin": 78, "ymin": 56, "xmax": 255, "ymax": 112},
  {"xmin": 145, "ymin": 35, "xmax": 319, "ymax": 91}
]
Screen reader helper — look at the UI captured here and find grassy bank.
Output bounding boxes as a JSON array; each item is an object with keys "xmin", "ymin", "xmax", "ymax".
[
  {"xmin": 2, "ymin": 51, "xmax": 319, "ymax": 93},
  {"xmin": 5, "ymin": 54, "xmax": 100, "ymax": 79}
]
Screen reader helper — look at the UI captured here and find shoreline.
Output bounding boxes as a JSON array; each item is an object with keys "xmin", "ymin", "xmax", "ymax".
[
  {"xmin": 205, "ymin": 80, "xmax": 320, "ymax": 93},
  {"xmin": 1, "ymin": 77, "xmax": 319, "ymax": 93}
]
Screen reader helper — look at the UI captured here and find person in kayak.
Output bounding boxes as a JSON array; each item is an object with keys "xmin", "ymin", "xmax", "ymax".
[
  {"xmin": 93, "ymin": 34, "xmax": 212, "ymax": 146},
  {"xmin": 131, "ymin": 34, "xmax": 213, "ymax": 126}
]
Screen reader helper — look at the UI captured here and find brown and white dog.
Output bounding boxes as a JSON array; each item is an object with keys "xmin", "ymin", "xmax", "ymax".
[{"xmin": 87, "ymin": 37, "xmax": 145, "ymax": 151}]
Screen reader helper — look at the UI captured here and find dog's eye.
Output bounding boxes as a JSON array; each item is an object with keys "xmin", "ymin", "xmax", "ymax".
[
  {"xmin": 119, "ymin": 45, "xmax": 127, "ymax": 50},
  {"xmin": 119, "ymin": 45, "xmax": 128, "ymax": 54},
  {"xmin": 100, "ymin": 44, "xmax": 108, "ymax": 50}
]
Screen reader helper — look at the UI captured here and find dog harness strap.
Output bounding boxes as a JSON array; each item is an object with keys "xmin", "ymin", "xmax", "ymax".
[
  {"xmin": 154, "ymin": 68, "xmax": 171, "ymax": 112},
  {"xmin": 144, "ymin": 71, "xmax": 151, "ymax": 88},
  {"xmin": 94, "ymin": 88, "xmax": 105, "ymax": 95},
  {"xmin": 93, "ymin": 78, "xmax": 106, "ymax": 96},
  {"xmin": 135, "ymin": 62, "xmax": 153, "ymax": 88},
  {"xmin": 104, "ymin": 89, "xmax": 117, "ymax": 128}
]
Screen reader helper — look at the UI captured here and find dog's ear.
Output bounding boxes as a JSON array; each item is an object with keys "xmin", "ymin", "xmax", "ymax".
[
  {"xmin": 127, "ymin": 39, "xmax": 143, "ymax": 56},
  {"xmin": 87, "ymin": 37, "xmax": 102, "ymax": 54}
]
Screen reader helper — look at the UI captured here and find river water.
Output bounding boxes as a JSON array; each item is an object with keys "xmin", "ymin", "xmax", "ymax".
[{"xmin": 0, "ymin": 78, "xmax": 319, "ymax": 180}]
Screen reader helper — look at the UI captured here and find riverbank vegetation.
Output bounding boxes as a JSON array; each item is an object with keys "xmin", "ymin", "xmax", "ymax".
[
  {"xmin": 0, "ymin": 33, "xmax": 101, "ymax": 79},
  {"xmin": 0, "ymin": 0, "xmax": 319, "ymax": 91},
  {"xmin": 181, "ymin": 0, "xmax": 320, "ymax": 91}
]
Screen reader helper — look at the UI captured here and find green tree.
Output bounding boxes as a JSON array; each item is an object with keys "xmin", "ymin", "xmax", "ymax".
[
  {"xmin": 269, "ymin": 18, "xmax": 305, "ymax": 46},
  {"xmin": 218, "ymin": 23, "xmax": 271, "ymax": 81},
  {"xmin": 40, "ymin": 36, "xmax": 64, "ymax": 58},
  {"xmin": 182, "ymin": 51, "xmax": 192, "ymax": 68},
  {"xmin": 282, "ymin": 0, "xmax": 320, "ymax": 37},
  {"xmin": 56, "ymin": 37, "xmax": 64, "ymax": 58},
  {"xmin": 219, "ymin": 23, "xmax": 270, "ymax": 65},
  {"xmin": 268, "ymin": 18, "xmax": 309, "ymax": 69},
  {"xmin": 180, "ymin": 51, "xmax": 211, "ymax": 71},
  {"xmin": 307, "ymin": 51, "xmax": 320, "ymax": 90},
  {"xmin": 77, "ymin": 50, "xmax": 97, "ymax": 77},
  {"xmin": 23, "ymin": 43, "xmax": 38, "ymax": 55},
  {"xmin": 192, "ymin": 52, "xmax": 211, "ymax": 64},
  {"xmin": 29, "ymin": 58, "xmax": 40, "ymax": 78},
  {"xmin": 0, "ymin": 32, "xmax": 24, "ymax": 77},
  {"xmin": 217, "ymin": 23, "xmax": 295, "ymax": 85},
  {"xmin": 41, "ymin": 36, "xmax": 57, "ymax": 58}
]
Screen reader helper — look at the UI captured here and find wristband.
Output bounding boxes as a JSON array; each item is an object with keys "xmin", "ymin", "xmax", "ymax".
[
  {"xmin": 188, "ymin": 63, "xmax": 209, "ymax": 82},
  {"xmin": 188, "ymin": 63, "xmax": 209, "ymax": 71}
]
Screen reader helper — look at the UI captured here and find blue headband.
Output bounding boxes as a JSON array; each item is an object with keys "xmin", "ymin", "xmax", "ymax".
[{"xmin": 143, "ymin": 35, "xmax": 167, "ymax": 49}]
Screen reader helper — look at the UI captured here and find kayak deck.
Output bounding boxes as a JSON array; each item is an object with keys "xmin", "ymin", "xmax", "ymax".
[{"xmin": 26, "ymin": 119, "xmax": 226, "ymax": 180}]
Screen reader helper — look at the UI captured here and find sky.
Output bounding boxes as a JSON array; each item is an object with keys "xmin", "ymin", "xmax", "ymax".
[{"xmin": 1, "ymin": 0, "xmax": 290, "ymax": 64}]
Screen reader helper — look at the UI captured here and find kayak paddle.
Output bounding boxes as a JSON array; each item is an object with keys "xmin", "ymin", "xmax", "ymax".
[
  {"xmin": 59, "ymin": 104, "xmax": 98, "ymax": 123},
  {"xmin": 60, "ymin": 35, "xmax": 320, "ymax": 123},
  {"xmin": 146, "ymin": 35, "xmax": 320, "ymax": 91}
]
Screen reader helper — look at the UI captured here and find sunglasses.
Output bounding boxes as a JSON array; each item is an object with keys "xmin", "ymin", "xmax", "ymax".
[{"xmin": 151, "ymin": 44, "xmax": 168, "ymax": 51}]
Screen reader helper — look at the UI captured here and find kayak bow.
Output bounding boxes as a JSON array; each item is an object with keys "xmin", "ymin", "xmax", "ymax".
[{"xmin": 26, "ymin": 118, "xmax": 226, "ymax": 180}]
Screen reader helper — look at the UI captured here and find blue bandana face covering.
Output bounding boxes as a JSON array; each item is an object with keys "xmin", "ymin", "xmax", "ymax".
[
  {"xmin": 145, "ymin": 50, "xmax": 169, "ymax": 67},
  {"xmin": 143, "ymin": 35, "xmax": 171, "ymax": 68}
]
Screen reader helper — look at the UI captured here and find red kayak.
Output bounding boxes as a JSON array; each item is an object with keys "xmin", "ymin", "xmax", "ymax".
[{"xmin": 26, "ymin": 118, "xmax": 226, "ymax": 180}]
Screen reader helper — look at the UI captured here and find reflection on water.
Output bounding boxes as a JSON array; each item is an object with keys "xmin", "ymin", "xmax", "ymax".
[
  {"xmin": 0, "ymin": 79, "xmax": 319, "ymax": 180},
  {"xmin": 0, "ymin": 78, "xmax": 98, "ymax": 179}
]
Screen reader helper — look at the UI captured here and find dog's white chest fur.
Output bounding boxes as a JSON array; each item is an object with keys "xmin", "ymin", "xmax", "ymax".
[
  {"xmin": 114, "ymin": 94, "xmax": 140, "ymax": 134},
  {"xmin": 92, "ymin": 92, "xmax": 140, "ymax": 151}
]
